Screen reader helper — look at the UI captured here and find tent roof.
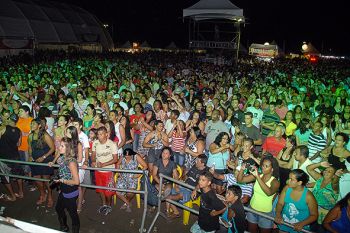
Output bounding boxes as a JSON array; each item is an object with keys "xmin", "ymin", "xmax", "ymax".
[
  {"xmin": 183, "ymin": 0, "xmax": 244, "ymax": 21},
  {"xmin": 0, "ymin": 0, "xmax": 113, "ymax": 49},
  {"xmin": 121, "ymin": 41, "xmax": 131, "ymax": 48},
  {"xmin": 140, "ymin": 41, "xmax": 151, "ymax": 48},
  {"xmin": 166, "ymin": 42, "xmax": 177, "ymax": 49},
  {"xmin": 303, "ymin": 43, "xmax": 320, "ymax": 55}
]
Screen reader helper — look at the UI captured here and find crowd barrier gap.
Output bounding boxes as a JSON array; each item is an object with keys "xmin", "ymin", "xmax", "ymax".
[
  {"xmin": 0, "ymin": 158, "xmax": 149, "ymax": 233},
  {"xmin": 146, "ymin": 173, "xmax": 314, "ymax": 233}
]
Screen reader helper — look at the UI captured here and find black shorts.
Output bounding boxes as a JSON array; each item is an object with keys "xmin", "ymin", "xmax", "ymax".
[{"xmin": 147, "ymin": 148, "xmax": 162, "ymax": 164}]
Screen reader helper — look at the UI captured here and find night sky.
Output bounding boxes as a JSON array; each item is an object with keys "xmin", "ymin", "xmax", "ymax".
[{"xmin": 56, "ymin": 0, "xmax": 349, "ymax": 55}]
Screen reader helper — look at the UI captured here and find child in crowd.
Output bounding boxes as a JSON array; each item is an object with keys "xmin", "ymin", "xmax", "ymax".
[
  {"xmin": 218, "ymin": 185, "xmax": 247, "ymax": 233},
  {"xmin": 191, "ymin": 172, "xmax": 226, "ymax": 233}
]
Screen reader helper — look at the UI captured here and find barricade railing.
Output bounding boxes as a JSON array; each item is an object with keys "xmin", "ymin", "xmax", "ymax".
[
  {"xmin": 147, "ymin": 173, "xmax": 314, "ymax": 233},
  {"xmin": 0, "ymin": 158, "xmax": 149, "ymax": 233}
]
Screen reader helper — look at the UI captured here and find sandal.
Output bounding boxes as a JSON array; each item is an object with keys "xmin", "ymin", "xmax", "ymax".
[
  {"xmin": 5, "ymin": 195, "xmax": 16, "ymax": 202},
  {"xmin": 36, "ymin": 194, "xmax": 47, "ymax": 205},
  {"xmin": 77, "ymin": 209, "xmax": 82, "ymax": 214},
  {"xmin": 14, "ymin": 193, "xmax": 24, "ymax": 199},
  {"xmin": 167, "ymin": 212, "xmax": 180, "ymax": 219}
]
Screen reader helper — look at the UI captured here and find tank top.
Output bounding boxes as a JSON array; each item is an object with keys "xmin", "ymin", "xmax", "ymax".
[
  {"xmin": 171, "ymin": 131, "xmax": 186, "ymax": 152},
  {"xmin": 328, "ymin": 147, "xmax": 347, "ymax": 170},
  {"xmin": 279, "ymin": 187, "xmax": 310, "ymax": 232},
  {"xmin": 149, "ymin": 133, "xmax": 164, "ymax": 150},
  {"xmin": 330, "ymin": 206, "xmax": 350, "ymax": 232},
  {"xmin": 57, "ymin": 155, "xmax": 78, "ymax": 195},
  {"xmin": 207, "ymin": 149, "xmax": 230, "ymax": 170},
  {"xmin": 250, "ymin": 175, "xmax": 275, "ymax": 213},
  {"xmin": 114, "ymin": 122, "xmax": 123, "ymax": 155},
  {"xmin": 322, "ymin": 127, "xmax": 328, "ymax": 141},
  {"xmin": 120, "ymin": 155, "xmax": 138, "ymax": 180}
]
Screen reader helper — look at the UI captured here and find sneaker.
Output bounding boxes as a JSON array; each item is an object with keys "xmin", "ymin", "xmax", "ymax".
[
  {"xmin": 98, "ymin": 205, "xmax": 107, "ymax": 214},
  {"xmin": 103, "ymin": 206, "xmax": 112, "ymax": 216}
]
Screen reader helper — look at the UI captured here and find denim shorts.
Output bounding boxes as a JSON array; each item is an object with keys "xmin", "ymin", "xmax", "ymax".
[
  {"xmin": 171, "ymin": 186, "xmax": 192, "ymax": 204},
  {"xmin": 246, "ymin": 205, "xmax": 274, "ymax": 229},
  {"xmin": 173, "ymin": 151, "xmax": 185, "ymax": 166}
]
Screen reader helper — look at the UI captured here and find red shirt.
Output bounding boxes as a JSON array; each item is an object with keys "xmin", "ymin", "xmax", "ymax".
[
  {"xmin": 262, "ymin": 136, "xmax": 286, "ymax": 157},
  {"xmin": 129, "ymin": 114, "xmax": 145, "ymax": 134}
]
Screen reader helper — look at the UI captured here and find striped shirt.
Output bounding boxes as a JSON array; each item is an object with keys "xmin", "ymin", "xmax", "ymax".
[
  {"xmin": 308, "ymin": 133, "xmax": 327, "ymax": 162},
  {"xmin": 224, "ymin": 174, "xmax": 253, "ymax": 197},
  {"xmin": 171, "ymin": 131, "xmax": 186, "ymax": 152},
  {"xmin": 261, "ymin": 110, "xmax": 280, "ymax": 137}
]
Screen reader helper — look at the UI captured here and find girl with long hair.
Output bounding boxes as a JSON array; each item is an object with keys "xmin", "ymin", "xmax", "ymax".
[
  {"xmin": 28, "ymin": 118, "xmax": 55, "ymax": 207},
  {"xmin": 54, "ymin": 137, "xmax": 80, "ymax": 233}
]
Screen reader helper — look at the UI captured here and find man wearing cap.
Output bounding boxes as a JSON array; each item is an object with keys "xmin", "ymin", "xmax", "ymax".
[{"xmin": 0, "ymin": 113, "xmax": 24, "ymax": 201}]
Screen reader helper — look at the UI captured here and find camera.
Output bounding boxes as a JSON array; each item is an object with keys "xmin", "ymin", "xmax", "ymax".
[
  {"xmin": 246, "ymin": 164, "xmax": 255, "ymax": 173},
  {"xmin": 49, "ymin": 174, "xmax": 61, "ymax": 190}
]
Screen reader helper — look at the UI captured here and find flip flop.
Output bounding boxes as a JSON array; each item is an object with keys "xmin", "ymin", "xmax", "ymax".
[
  {"xmin": 5, "ymin": 195, "xmax": 16, "ymax": 202},
  {"xmin": 167, "ymin": 212, "xmax": 180, "ymax": 219},
  {"xmin": 14, "ymin": 193, "xmax": 24, "ymax": 199}
]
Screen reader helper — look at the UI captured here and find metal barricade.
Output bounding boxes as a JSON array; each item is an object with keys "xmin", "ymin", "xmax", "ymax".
[
  {"xmin": 146, "ymin": 173, "xmax": 314, "ymax": 233},
  {"xmin": 0, "ymin": 158, "xmax": 149, "ymax": 233}
]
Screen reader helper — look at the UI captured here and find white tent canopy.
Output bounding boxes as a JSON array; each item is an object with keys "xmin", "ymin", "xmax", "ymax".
[
  {"xmin": 140, "ymin": 41, "xmax": 151, "ymax": 48},
  {"xmin": 166, "ymin": 42, "xmax": 178, "ymax": 49},
  {"xmin": 121, "ymin": 41, "xmax": 131, "ymax": 48},
  {"xmin": 183, "ymin": 0, "xmax": 244, "ymax": 21}
]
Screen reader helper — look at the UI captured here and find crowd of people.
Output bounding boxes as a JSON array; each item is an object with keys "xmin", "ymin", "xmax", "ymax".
[{"xmin": 0, "ymin": 50, "xmax": 350, "ymax": 233}]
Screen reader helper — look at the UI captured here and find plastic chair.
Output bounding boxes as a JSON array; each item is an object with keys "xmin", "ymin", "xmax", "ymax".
[
  {"xmin": 113, "ymin": 172, "xmax": 119, "ymax": 205},
  {"xmin": 183, "ymin": 197, "xmax": 201, "ymax": 225},
  {"xmin": 176, "ymin": 165, "xmax": 183, "ymax": 179},
  {"xmin": 135, "ymin": 165, "xmax": 144, "ymax": 209},
  {"xmin": 114, "ymin": 165, "xmax": 144, "ymax": 208}
]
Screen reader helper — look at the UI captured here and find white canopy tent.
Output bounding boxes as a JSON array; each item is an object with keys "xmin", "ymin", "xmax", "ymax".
[
  {"xmin": 120, "ymin": 41, "xmax": 131, "ymax": 49},
  {"xmin": 183, "ymin": 0, "xmax": 244, "ymax": 22},
  {"xmin": 166, "ymin": 41, "xmax": 178, "ymax": 50},
  {"xmin": 183, "ymin": 0, "xmax": 244, "ymax": 61},
  {"xmin": 140, "ymin": 41, "xmax": 151, "ymax": 49}
]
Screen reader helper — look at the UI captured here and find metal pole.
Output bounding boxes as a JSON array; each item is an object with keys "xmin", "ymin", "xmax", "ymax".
[
  {"xmin": 139, "ymin": 171, "xmax": 148, "ymax": 233},
  {"xmin": 146, "ymin": 175, "xmax": 163, "ymax": 233},
  {"xmin": 0, "ymin": 158, "xmax": 143, "ymax": 174},
  {"xmin": 235, "ymin": 22, "xmax": 241, "ymax": 64},
  {"xmin": 243, "ymin": 207, "xmax": 313, "ymax": 233}
]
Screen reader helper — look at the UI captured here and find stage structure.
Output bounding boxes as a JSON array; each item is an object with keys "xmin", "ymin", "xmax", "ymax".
[{"xmin": 183, "ymin": 0, "xmax": 244, "ymax": 60}]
